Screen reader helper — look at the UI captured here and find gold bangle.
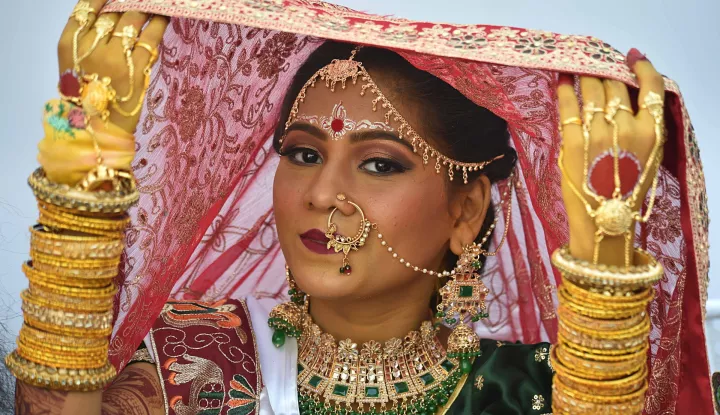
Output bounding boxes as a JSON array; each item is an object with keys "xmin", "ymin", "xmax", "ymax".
[
  {"xmin": 28, "ymin": 168, "xmax": 139, "ymax": 214},
  {"xmin": 32, "ymin": 261, "xmax": 119, "ymax": 280},
  {"xmin": 558, "ymin": 320, "xmax": 648, "ymax": 351},
  {"xmin": 24, "ymin": 272, "xmax": 117, "ymax": 297},
  {"xmin": 553, "ymin": 344, "xmax": 646, "ymax": 380},
  {"xmin": 561, "ymin": 340, "xmax": 648, "ymax": 363},
  {"xmin": 37, "ymin": 213, "xmax": 126, "ymax": 239},
  {"xmin": 29, "ymin": 250, "xmax": 120, "ymax": 270},
  {"xmin": 17, "ymin": 344, "xmax": 108, "ymax": 369},
  {"xmin": 552, "ymin": 245, "xmax": 664, "ymax": 289},
  {"xmin": 23, "ymin": 287, "xmax": 114, "ymax": 313},
  {"xmin": 552, "ymin": 383, "xmax": 646, "ymax": 414},
  {"xmin": 559, "ymin": 312, "xmax": 651, "ymax": 340},
  {"xmin": 39, "ymin": 202, "xmax": 131, "ymax": 227},
  {"xmin": 19, "ymin": 329, "xmax": 107, "ymax": 355},
  {"xmin": 6, "ymin": 351, "xmax": 116, "ymax": 391},
  {"xmin": 557, "ymin": 304, "xmax": 646, "ymax": 332},
  {"xmin": 552, "ymin": 371, "xmax": 648, "ymax": 403},
  {"xmin": 19, "ymin": 324, "xmax": 107, "ymax": 348},
  {"xmin": 561, "ymin": 277, "xmax": 655, "ymax": 307},
  {"xmin": 558, "ymin": 287, "xmax": 648, "ymax": 319},
  {"xmin": 30, "ymin": 226, "xmax": 124, "ymax": 260},
  {"xmin": 553, "ymin": 355, "xmax": 647, "ymax": 397},
  {"xmin": 557, "ymin": 332, "xmax": 646, "ymax": 356},
  {"xmin": 23, "ymin": 262, "xmax": 114, "ymax": 289},
  {"xmin": 23, "ymin": 301, "xmax": 113, "ymax": 337}
]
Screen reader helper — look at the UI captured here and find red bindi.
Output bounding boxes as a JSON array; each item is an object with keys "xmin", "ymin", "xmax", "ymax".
[{"xmin": 331, "ymin": 118, "xmax": 344, "ymax": 133}]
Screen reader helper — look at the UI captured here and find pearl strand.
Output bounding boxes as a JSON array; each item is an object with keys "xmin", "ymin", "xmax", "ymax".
[{"xmin": 374, "ymin": 171, "xmax": 515, "ymax": 277}]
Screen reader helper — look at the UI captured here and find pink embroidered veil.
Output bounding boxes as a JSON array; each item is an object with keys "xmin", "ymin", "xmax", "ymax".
[{"xmin": 101, "ymin": 1, "xmax": 712, "ymax": 413}]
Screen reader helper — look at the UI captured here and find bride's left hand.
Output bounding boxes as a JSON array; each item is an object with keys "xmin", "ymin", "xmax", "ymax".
[{"xmin": 557, "ymin": 48, "xmax": 666, "ymax": 265}]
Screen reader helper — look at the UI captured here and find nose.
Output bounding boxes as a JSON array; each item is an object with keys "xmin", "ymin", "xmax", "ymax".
[{"xmin": 302, "ymin": 158, "xmax": 356, "ymax": 217}]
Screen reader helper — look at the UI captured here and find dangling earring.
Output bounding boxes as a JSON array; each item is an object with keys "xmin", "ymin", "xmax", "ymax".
[
  {"xmin": 437, "ymin": 243, "xmax": 490, "ymax": 374},
  {"xmin": 325, "ymin": 193, "xmax": 372, "ymax": 275},
  {"xmin": 268, "ymin": 265, "xmax": 307, "ymax": 347}
]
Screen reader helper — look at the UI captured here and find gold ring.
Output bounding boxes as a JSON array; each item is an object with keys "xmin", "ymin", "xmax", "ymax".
[
  {"xmin": 77, "ymin": 15, "xmax": 116, "ymax": 63},
  {"xmin": 561, "ymin": 117, "xmax": 582, "ymax": 126},
  {"xmin": 112, "ymin": 25, "xmax": 139, "ymax": 51},
  {"xmin": 135, "ymin": 41, "xmax": 159, "ymax": 63},
  {"xmin": 70, "ymin": 1, "xmax": 95, "ymax": 26}
]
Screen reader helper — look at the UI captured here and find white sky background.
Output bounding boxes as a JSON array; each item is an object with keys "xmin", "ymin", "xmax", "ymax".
[{"xmin": 0, "ymin": 0, "xmax": 718, "ymax": 343}]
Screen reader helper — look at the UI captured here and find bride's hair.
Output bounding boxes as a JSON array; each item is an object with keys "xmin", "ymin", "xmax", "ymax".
[{"xmin": 273, "ymin": 41, "xmax": 517, "ymax": 271}]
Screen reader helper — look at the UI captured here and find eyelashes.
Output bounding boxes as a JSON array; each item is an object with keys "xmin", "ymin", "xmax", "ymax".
[{"xmin": 280, "ymin": 146, "xmax": 410, "ymax": 175}]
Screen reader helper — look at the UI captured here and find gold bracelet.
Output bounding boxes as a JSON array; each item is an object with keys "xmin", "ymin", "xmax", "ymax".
[
  {"xmin": 560, "ymin": 312, "xmax": 651, "ymax": 340},
  {"xmin": 19, "ymin": 329, "xmax": 107, "ymax": 355},
  {"xmin": 552, "ymin": 245, "xmax": 664, "ymax": 289},
  {"xmin": 23, "ymin": 262, "xmax": 114, "ymax": 289},
  {"xmin": 552, "ymin": 383, "xmax": 646, "ymax": 414},
  {"xmin": 557, "ymin": 332, "xmax": 646, "ymax": 356},
  {"xmin": 30, "ymin": 250, "xmax": 121, "ymax": 270},
  {"xmin": 6, "ymin": 351, "xmax": 116, "ymax": 391},
  {"xmin": 32, "ymin": 260, "xmax": 118, "ymax": 280},
  {"xmin": 553, "ymin": 344, "xmax": 646, "ymax": 380},
  {"xmin": 30, "ymin": 226, "xmax": 123, "ymax": 260},
  {"xmin": 23, "ymin": 287, "xmax": 114, "ymax": 313},
  {"xmin": 17, "ymin": 344, "xmax": 108, "ymax": 369},
  {"xmin": 23, "ymin": 302, "xmax": 113, "ymax": 337},
  {"xmin": 558, "ymin": 287, "xmax": 648, "ymax": 319},
  {"xmin": 553, "ymin": 354, "xmax": 647, "ymax": 397},
  {"xmin": 561, "ymin": 340, "xmax": 648, "ymax": 363},
  {"xmin": 552, "ymin": 372, "xmax": 648, "ymax": 404},
  {"xmin": 39, "ymin": 202, "xmax": 131, "ymax": 230},
  {"xmin": 28, "ymin": 167, "xmax": 139, "ymax": 214},
  {"xmin": 557, "ymin": 304, "xmax": 646, "ymax": 332},
  {"xmin": 558, "ymin": 320, "xmax": 648, "ymax": 351},
  {"xmin": 37, "ymin": 214, "xmax": 126, "ymax": 239},
  {"xmin": 561, "ymin": 277, "xmax": 655, "ymax": 308},
  {"xmin": 19, "ymin": 324, "xmax": 107, "ymax": 348},
  {"xmin": 25, "ymin": 274, "xmax": 116, "ymax": 297}
]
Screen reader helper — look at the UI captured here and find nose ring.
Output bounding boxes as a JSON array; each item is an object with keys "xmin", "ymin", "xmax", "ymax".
[{"xmin": 325, "ymin": 197, "xmax": 371, "ymax": 275}]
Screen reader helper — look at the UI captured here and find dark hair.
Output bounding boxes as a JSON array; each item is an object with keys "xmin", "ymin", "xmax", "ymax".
[{"xmin": 273, "ymin": 41, "xmax": 517, "ymax": 271}]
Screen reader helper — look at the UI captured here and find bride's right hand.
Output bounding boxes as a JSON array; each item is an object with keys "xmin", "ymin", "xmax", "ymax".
[{"xmin": 57, "ymin": 0, "xmax": 168, "ymax": 134}]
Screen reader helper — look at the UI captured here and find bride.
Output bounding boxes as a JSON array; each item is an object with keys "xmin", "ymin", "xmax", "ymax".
[{"xmin": 8, "ymin": 0, "xmax": 713, "ymax": 414}]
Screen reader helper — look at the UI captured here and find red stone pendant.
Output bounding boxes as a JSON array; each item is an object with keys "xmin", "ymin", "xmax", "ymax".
[
  {"xmin": 340, "ymin": 264, "xmax": 352, "ymax": 275},
  {"xmin": 587, "ymin": 150, "xmax": 641, "ymax": 199},
  {"xmin": 59, "ymin": 70, "xmax": 81, "ymax": 98}
]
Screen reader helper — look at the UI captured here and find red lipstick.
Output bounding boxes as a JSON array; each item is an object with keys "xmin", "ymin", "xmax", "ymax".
[{"xmin": 299, "ymin": 229, "xmax": 335, "ymax": 255}]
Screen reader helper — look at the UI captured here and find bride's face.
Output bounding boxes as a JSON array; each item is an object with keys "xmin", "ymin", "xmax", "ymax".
[{"xmin": 273, "ymin": 77, "xmax": 482, "ymax": 301}]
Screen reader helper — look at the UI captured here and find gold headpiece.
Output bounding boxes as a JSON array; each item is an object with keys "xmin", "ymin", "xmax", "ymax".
[{"xmin": 282, "ymin": 47, "xmax": 504, "ymax": 184}]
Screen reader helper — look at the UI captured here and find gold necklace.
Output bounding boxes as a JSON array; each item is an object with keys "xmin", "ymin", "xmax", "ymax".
[{"xmin": 295, "ymin": 313, "xmax": 469, "ymax": 415}]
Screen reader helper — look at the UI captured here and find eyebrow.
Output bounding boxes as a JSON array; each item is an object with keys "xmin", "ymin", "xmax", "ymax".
[{"xmin": 285, "ymin": 122, "xmax": 415, "ymax": 152}]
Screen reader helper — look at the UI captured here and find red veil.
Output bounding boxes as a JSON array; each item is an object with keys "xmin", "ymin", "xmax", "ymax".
[{"xmin": 102, "ymin": 1, "xmax": 712, "ymax": 413}]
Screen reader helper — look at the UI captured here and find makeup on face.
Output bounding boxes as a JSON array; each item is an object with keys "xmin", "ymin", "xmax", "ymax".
[{"xmin": 299, "ymin": 228, "xmax": 334, "ymax": 255}]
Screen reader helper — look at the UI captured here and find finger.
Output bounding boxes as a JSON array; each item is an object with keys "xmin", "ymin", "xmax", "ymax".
[
  {"xmin": 108, "ymin": 11, "xmax": 151, "ymax": 52},
  {"xmin": 58, "ymin": 0, "xmax": 108, "ymax": 72},
  {"xmin": 557, "ymin": 74, "xmax": 582, "ymax": 154},
  {"xmin": 603, "ymin": 79, "xmax": 635, "ymax": 147},
  {"xmin": 629, "ymin": 51, "xmax": 666, "ymax": 128},
  {"xmin": 77, "ymin": 13, "xmax": 121, "ymax": 62},
  {"xmin": 580, "ymin": 76, "xmax": 610, "ymax": 151},
  {"xmin": 133, "ymin": 16, "xmax": 169, "ymax": 69}
]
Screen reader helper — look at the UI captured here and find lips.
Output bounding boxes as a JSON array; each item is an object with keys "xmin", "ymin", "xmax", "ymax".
[{"xmin": 299, "ymin": 229, "xmax": 334, "ymax": 255}]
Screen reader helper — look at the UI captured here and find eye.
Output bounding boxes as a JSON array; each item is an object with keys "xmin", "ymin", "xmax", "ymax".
[
  {"xmin": 360, "ymin": 157, "xmax": 407, "ymax": 175},
  {"xmin": 284, "ymin": 147, "xmax": 322, "ymax": 165}
]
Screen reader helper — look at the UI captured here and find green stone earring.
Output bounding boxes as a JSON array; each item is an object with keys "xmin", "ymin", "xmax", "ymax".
[
  {"xmin": 436, "ymin": 243, "xmax": 490, "ymax": 373},
  {"xmin": 268, "ymin": 266, "xmax": 307, "ymax": 347}
]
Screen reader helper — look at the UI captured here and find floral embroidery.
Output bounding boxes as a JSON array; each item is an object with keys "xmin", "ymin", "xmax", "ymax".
[
  {"xmin": 648, "ymin": 197, "xmax": 682, "ymax": 244},
  {"xmin": 531, "ymin": 394, "xmax": 545, "ymax": 410},
  {"xmin": 296, "ymin": 101, "xmax": 395, "ymax": 140},
  {"xmin": 474, "ymin": 374, "xmax": 484, "ymax": 391},
  {"xmin": 496, "ymin": 341, "xmax": 504, "ymax": 348},
  {"xmin": 227, "ymin": 374, "xmax": 258, "ymax": 415},
  {"xmin": 45, "ymin": 102, "xmax": 77, "ymax": 140},
  {"xmin": 514, "ymin": 36, "xmax": 556, "ymax": 55},
  {"xmin": 162, "ymin": 300, "xmax": 246, "ymax": 337},
  {"xmin": 257, "ymin": 32, "xmax": 298, "ymax": 79},
  {"xmin": 534, "ymin": 346, "xmax": 549, "ymax": 363},
  {"xmin": 583, "ymin": 39, "xmax": 624, "ymax": 64}
]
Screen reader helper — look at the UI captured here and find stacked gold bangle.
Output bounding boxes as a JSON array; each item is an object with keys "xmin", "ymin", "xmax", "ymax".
[
  {"xmin": 6, "ymin": 169, "xmax": 134, "ymax": 391},
  {"xmin": 550, "ymin": 245, "xmax": 663, "ymax": 415}
]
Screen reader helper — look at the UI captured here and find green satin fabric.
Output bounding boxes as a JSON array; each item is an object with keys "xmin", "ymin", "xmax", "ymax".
[{"xmin": 448, "ymin": 340, "xmax": 554, "ymax": 414}]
